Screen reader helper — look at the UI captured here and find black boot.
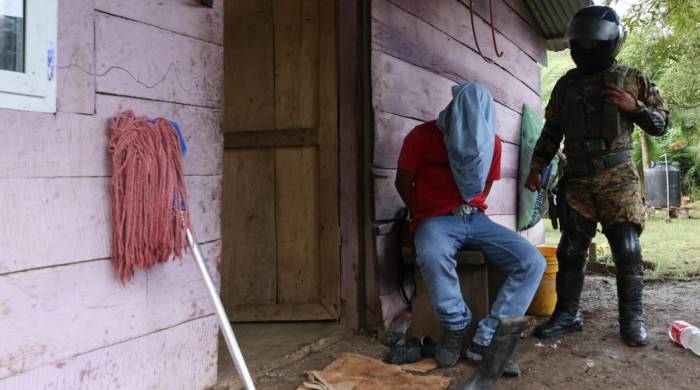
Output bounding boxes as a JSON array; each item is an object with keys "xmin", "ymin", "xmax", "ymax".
[
  {"xmin": 464, "ymin": 342, "xmax": 521, "ymax": 377},
  {"xmin": 436, "ymin": 328, "xmax": 466, "ymax": 368},
  {"xmin": 534, "ymin": 273, "xmax": 584, "ymax": 338},
  {"xmin": 605, "ymin": 223, "xmax": 648, "ymax": 347},
  {"xmin": 449, "ymin": 317, "xmax": 528, "ymax": 390},
  {"xmin": 536, "ymin": 220, "xmax": 594, "ymax": 339},
  {"xmin": 617, "ymin": 275, "xmax": 648, "ymax": 346}
]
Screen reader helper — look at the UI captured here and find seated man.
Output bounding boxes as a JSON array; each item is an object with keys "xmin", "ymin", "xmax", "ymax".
[{"xmin": 395, "ymin": 83, "xmax": 545, "ymax": 374}]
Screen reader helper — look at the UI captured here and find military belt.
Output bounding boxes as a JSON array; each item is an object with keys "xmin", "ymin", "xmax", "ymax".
[{"xmin": 565, "ymin": 150, "xmax": 632, "ymax": 178}]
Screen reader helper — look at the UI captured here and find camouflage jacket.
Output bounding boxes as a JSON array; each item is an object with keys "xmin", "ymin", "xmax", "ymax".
[{"xmin": 531, "ymin": 62, "xmax": 669, "ymax": 171}]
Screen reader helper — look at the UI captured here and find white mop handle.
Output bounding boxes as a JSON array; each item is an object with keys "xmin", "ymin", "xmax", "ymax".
[{"xmin": 186, "ymin": 227, "xmax": 256, "ymax": 390}]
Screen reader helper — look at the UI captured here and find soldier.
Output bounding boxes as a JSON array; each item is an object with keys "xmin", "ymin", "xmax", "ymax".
[{"xmin": 525, "ymin": 5, "xmax": 669, "ymax": 347}]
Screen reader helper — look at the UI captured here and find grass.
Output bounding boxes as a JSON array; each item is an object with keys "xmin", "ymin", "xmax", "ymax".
[{"xmin": 542, "ymin": 204, "xmax": 700, "ymax": 279}]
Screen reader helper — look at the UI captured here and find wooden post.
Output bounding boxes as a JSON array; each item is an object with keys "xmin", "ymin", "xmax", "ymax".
[
  {"xmin": 640, "ymin": 132, "xmax": 650, "ymax": 172},
  {"xmin": 588, "ymin": 243, "xmax": 597, "ymax": 263}
]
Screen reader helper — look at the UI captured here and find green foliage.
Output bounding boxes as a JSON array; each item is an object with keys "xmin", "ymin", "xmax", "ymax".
[
  {"xmin": 616, "ymin": 0, "xmax": 700, "ymax": 112},
  {"xmin": 540, "ymin": 50, "xmax": 575, "ymax": 107}
]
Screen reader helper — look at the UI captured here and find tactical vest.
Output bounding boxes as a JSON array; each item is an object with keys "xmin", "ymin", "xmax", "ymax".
[{"xmin": 561, "ymin": 65, "xmax": 636, "ymax": 159}]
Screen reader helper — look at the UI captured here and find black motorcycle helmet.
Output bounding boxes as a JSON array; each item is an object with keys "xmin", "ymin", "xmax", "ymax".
[{"xmin": 567, "ymin": 5, "xmax": 626, "ymax": 74}]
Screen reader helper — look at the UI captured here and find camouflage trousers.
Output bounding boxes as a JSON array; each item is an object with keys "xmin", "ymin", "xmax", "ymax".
[{"xmin": 562, "ymin": 162, "xmax": 645, "ymax": 232}]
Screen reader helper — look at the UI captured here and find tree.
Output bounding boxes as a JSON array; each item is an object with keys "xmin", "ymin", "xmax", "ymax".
[
  {"xmin": 616, "ymin": 0, "xmax": 700, "ymax": 198},
  {"xmin": 611, "ymin": 0, "xmax": 700, "ymax": 112}
]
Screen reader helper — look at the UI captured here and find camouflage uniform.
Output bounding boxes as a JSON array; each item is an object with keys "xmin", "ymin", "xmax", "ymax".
[
  {"xmin": 532, "ymin": 63, "xmax": 669, "ymax": 232},
  {"xmin": 531, "ymin": 61, "xmax": 669, "ymax": 346},
  {"xmin": 563, "ymin": 162, "xmax": 644, "ymax": 227}
]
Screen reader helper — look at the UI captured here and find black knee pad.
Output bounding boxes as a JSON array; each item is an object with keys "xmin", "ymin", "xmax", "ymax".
[
  {"xmin": 605, "ymin": 223, "xmax": 643, "ymax": 276},
  {"xmin": 556, "ymin": 202, "xmax": 596, "ymax": 274}
]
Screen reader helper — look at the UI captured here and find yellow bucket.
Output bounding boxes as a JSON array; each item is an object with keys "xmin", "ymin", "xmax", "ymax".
[{"xmin": 527, "ymin": 247, "xmax": 559, "ymax": 316}]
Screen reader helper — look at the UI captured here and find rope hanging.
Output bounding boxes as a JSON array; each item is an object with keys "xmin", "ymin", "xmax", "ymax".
[{"xmin": 108, "ymin": 110, "xmax": 191, "ymax": 282}]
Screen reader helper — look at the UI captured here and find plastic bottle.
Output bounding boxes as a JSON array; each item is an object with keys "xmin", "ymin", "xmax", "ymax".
[
  {"xmin": 668, "ymin": 320, "xmax": 691, "ymax": 344},
  {"xmin": 680, "ymin": 327, "xmax": 700, "ymax": 356},
  {"xmin": 668, "ymin": 320, "xmax": 700, "ymax": 356}
]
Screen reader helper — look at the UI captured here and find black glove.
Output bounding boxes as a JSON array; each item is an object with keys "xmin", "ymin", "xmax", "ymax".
[{"xmin": 631, "ymin": 108, "xmax": 669, "ymax": 136}]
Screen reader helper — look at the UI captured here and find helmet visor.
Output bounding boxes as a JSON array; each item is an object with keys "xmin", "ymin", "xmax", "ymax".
[{"xmin": 567, "ymin": 17, "xmax": 620, "ymax": 41}]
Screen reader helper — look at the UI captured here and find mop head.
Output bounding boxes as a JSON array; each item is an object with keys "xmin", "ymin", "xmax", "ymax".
[{"xmin": 108, "ymin": 110, "xmax": 191, "ymax": 282}]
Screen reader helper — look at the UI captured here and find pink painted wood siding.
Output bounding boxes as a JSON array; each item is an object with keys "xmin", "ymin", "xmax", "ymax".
[
  {"xmin": 0, "ymin": 1, "xmax": 223, "ymax": 388},
  {"xmin": 57, "ymin": 0, "xmax": 95, "ymax": 114},
  {"xmin": 372, "ymin": 0, "xmax": 541, "ymax": 113},
  {"xmin": 95, "ymin": 0, "xmax": 224, "ymax": 45},
  {"xmin": 94, "ymin": 13, "xmax": 223, "ymax": 108},
  {"xmin": 0, "ymin": 95, "xmax": 222, "ymax": 178},
  {"xmin": 0, "ymin": 176, "xmax": 220, "ymax": 274},
  {"xmin": 369, "ymin": 0, "xmax": 546, "ymax": 329},
  {"xmin": 0, "ymin": 242, "xmax": 220, "ymax": 380},
  {"xmin": 0, "ymin": 316, "xmax": 218, "ymax": 390}
]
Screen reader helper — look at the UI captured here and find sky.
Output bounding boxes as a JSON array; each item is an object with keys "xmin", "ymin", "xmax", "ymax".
[{"xmin": 595, "ymin": 0, "xmax": 639, "ymax": 16}]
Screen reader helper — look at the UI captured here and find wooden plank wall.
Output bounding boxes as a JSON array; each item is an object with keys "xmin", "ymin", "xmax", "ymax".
[
  {"xmin": 369, "ymin": 0, "xmax": 546, "ymax": 329},
  {"xmin": 0, "ymin": 1, "xmax": 223, "ymax": 388}
]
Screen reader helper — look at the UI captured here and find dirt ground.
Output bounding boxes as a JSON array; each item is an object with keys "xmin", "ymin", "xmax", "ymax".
[{"xmin": 248, "ymin": 276, "xmax": 700, "ymax": 390}]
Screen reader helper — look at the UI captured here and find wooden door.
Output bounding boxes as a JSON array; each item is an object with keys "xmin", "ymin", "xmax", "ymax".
[{"xmin": 221, "ymin": 0, "xmax": 339, "ymax": 321}]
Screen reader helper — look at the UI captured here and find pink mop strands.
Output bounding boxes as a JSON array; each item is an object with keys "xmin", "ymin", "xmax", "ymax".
[{"xmin": 108, "ymin": 110, "xmax": 191, "ymax": 282}]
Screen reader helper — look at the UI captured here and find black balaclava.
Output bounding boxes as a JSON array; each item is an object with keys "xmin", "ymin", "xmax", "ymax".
[{"xmin": 570, "ymin": 40, "xmax": 615, "ymax": 74}]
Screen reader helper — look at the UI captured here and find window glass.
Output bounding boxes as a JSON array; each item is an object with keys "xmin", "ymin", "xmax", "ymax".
[{"xmin": 0, "ymin": 0, "xmax": 24, "ymax": 73}]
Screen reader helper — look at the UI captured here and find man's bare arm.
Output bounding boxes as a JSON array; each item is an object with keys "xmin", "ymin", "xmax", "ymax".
[{"xmin": 482, "ymin": 181, "xmax": 494, "ymax": 199}]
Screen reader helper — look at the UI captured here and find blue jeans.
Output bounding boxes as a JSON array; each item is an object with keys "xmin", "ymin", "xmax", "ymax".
[{"xmin": 415, "ymin": 213, "xmax": 546, "ymax": 346}]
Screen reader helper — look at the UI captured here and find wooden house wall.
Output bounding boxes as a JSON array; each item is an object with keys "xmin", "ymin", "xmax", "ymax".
[
  {"xmin": 0, "ymin": 1, "xmax": 223, "ymax": 388},
  {"xmin": 368, "ymin": 0, "xmax": 547, "ymax": 329}
]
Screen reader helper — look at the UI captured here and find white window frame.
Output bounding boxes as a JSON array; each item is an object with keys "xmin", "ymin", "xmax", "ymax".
[{"xmin": 0, "ymin": 0, "xmax": 57, "ymax": 113}]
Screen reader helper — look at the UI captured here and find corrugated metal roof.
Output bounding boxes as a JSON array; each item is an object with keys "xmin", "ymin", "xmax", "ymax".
[{"xmin": 525, "ymin": 0, "xmax": 593, "ymax": 39}]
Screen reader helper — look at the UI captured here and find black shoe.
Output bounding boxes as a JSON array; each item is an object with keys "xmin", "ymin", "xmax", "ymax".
[
  {"xmin": 449, "ymin": 317, "xmax": 528, "ymax": 390},
  {"xmin": 617, "ymin": 275, "xmax": 649, "ymax": 347},
  {"xmin": 534, "ymin": 273, "xmax": 585, "ymax": 339},
  {"xmin": 436, "ymin": 328, "xmax": 466, "ymax": 368},
  {"xmin": 465, "ymin": 343, "xmax": 520, "ymax": 377},
  {"xmin": 384, "ymin": 336, "xmax": 423, "ymax": 364},
  {"xmin": 534, "ymin": 310, "xmax": 584, "ymax": 338}
]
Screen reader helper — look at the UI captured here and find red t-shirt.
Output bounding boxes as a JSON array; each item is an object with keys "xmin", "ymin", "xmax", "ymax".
[{"xmin": 397, "ymin": 120, "xmax": 502, "ymax": 229}]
